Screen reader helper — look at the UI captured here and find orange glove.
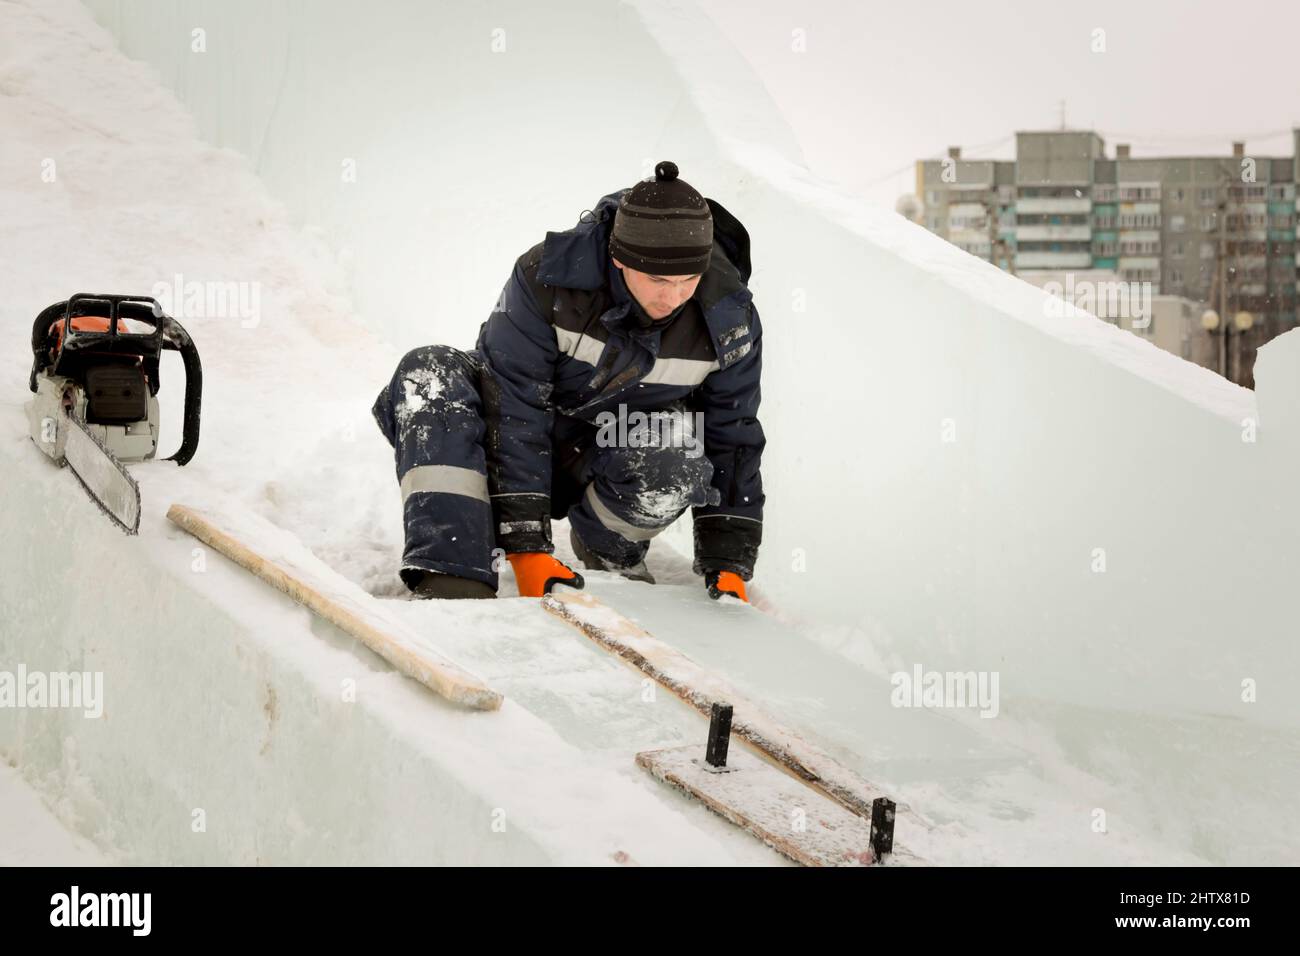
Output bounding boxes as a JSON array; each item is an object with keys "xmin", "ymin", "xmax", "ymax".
[
  {"xmin": 507, "ymin": 552, "xmax": 584, "ymax": 598},
  {"xmin": 706, "ymin": 570, "xmax": 748, "ymax": 602}
]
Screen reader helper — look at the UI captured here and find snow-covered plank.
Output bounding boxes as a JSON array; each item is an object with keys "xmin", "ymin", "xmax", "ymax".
[
  {"xmin": 541, "ymin": 590, "xmax": 904, "ymax": 826},
  {"xmin": 637, "ymin": 744, "xmax": 875, "ymax": 867},
  {"xmin": 167, "ymin": 503, "xmax": 502, "ymax": 711}
]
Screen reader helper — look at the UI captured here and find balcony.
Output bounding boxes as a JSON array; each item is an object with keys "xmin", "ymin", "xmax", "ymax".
[
  {"xmin": 1017, "ymin": 197, "xmax": 1091, "ymax": 214},
  {"xmin": 1117, "ymin": 183, "xmax": 1162, "ymax": 202},
  {"xmin": 1015, "ymin": 251, "xmax": 1093, "ymax": 269},
  {"xmin": 1016, "ymin": 224, "xmax": 1093, "ymax": 241}
]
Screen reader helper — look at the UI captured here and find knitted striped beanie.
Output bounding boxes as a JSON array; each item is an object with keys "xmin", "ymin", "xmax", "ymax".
[{"xmin": 608, "ymin": 161, "xmax": 713, "ymax": 276}]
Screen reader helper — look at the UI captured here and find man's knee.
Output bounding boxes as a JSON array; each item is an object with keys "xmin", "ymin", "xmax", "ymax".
[
  {"xmin": 397, "ymin": 343, "xmax": 455, "ymax": 371},
  {"xmin": 376, "ymin": 344, "xmax": 484, "ymax": 448},
  {"xmin": 392, "ymin": 345, "xmax": 482, "ymax": 410},
  {"xmin": 638, "ymin": 442, "xmax": 712, "ymax": 494},
  {"xmin": 602, "ymin": 442, "xmax": 716, "ymax": 522},
  {"xmin": 395, "ymin": 344, "xmax": 477, "ymax": 386}
]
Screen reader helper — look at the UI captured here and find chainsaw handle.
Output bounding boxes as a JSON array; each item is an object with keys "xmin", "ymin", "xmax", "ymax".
[
  {"xmin": 161, "ymin": 317, "xmax": 202, "ymax": 466},
  {"xmin": 30, "ymin": 293, "xmax": 165, "ymax": 391},
  {"xmin": 65, "ymin": 292, "xmax": 161, "ymax": 340}
]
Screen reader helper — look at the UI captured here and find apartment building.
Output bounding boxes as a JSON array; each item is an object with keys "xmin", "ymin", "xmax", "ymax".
[{"xmin": 916, "ymin": 130, "xmax": 1300, "ymax": 386}]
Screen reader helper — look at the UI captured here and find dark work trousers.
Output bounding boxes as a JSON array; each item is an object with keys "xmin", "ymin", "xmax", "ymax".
[{"xmin": 372, "ymin": 345, "xmax": 715, "ymax": 591}]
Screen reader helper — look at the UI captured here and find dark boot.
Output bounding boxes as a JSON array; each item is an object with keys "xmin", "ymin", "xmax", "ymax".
[
  {"xmin": 411, "ymin": 571, "xmax": 496, "ymax": 600},
  {"xmin": 569, "ymin": 526, "xmax": 655, "ymax": 584}
]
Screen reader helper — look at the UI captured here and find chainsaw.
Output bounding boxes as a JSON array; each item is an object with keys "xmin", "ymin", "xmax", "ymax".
[{"xmin": 25, "ymin": 293, "xmax": 203, "ymax": 534}]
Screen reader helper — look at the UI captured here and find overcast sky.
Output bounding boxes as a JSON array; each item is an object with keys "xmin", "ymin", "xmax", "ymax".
[{"xmin": 696, "ymin": 0, "xmax": 1300, "ymax": 208}]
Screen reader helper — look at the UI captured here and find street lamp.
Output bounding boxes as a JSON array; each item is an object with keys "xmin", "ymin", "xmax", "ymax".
[{"xmin": 1200, "ymin": 309, "xmax": 1253, "ymax": 383}]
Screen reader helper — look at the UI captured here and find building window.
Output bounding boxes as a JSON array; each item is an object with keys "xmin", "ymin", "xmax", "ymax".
[
  {"xmin": 1172, "ymin": 188, "xmax": 1185, "ymax": 201},
  {"xmin": 1201, "ymin": 213, "xmax": 1217, "ymax": 231},
  {"xmin": 1226, "ymin": 185, "xmax": 1268, "ymax": 202},
  {"xmin": 1168, "ymin": 269, "xmax": 1182, "ymax": 285},
  {"xmin": 1171, "ymin": 241, "xmax": 1184, "ymax": 257},
  {"xmin": 1129, "ymin": 213, "xmax": 1160, "ymax": 228},
  {"xmin": 1170, "ymin": 215, "xmax": 1185, "ymax": 233},
  {"xmin": 1118, "ymin": 185, "xmax": 1162, "ymax": 201},
  {"xmin": 1199, "ymin": 188, "xmax": 1216, "ymax": 205}
]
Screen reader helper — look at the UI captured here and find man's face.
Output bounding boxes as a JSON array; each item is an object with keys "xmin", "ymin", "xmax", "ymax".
[{"xmin": 613, "ymin": 257, "xmax": 703, "ymax": 320}]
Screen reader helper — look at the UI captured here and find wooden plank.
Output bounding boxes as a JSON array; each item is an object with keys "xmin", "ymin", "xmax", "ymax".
[
  {"xmin": 637, "ymin": 745, "xmax": 876, "ymax": 867},
  {"xmin": 167, "ymin": 503, "xmax": 502, "ymax": 711},
  {"xmin": 541, "ymin": 590, "xmax": 906, "ymax": 828}
]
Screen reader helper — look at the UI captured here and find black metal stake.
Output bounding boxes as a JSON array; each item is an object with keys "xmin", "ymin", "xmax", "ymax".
[
  {"xmin": 705, "ymin": 702, "xmax": 733, "ymax": 768},
  {"xmin": 870, "ymin": 797, "xmax": 896, "ymax": 861}
]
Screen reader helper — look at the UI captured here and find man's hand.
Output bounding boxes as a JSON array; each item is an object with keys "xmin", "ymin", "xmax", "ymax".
[
  {"xmin": 705, "ymin": 570, "xmax": 748, "ymax": 602},
  {"xmin": 507, "ymin": 552, "xmax": 584, "ymax": 598}
]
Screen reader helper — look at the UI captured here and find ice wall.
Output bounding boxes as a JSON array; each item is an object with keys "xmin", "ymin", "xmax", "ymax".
[
  {"xmin": 82, "ymin": 0, "xmax": 804, "ymax": 353},
  {"xmin": 734, "ymin": 165, "xmax": 1299, "ymax": 726},
  {"xmin": 83, "ymin": 0, "xmax": 1300, "ymax": 733},
  {"xmin": 80, "ymin": 0, "xmax": 1300, "ymax": 731}
]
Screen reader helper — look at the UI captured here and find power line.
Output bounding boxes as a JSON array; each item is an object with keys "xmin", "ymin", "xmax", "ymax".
[{"xmin": 851, "ymin": 134, "xmax": 1014, "ymax": 191}]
